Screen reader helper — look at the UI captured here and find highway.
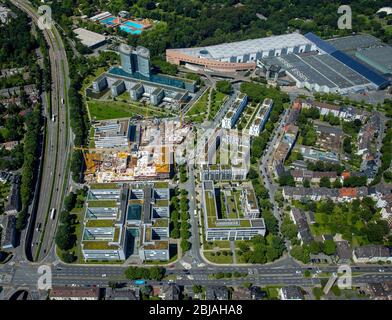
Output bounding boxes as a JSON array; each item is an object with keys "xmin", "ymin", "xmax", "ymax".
[
  {"xmin": 2, "ymin": 261, "xmax": 392, "ymax": 291},
  {"xmin": 11, "ymin": 0, "xmax": 71, "ymax": 262}
]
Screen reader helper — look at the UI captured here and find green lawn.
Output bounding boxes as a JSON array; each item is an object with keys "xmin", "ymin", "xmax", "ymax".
[
  {"xmin": 208, "ymin": 91, "xmax": 227, "ymax": 121},
  {"xmin": 0, "ymin": 182, "xmax": 10, "ymax": 211},
  {"xmin": 87, "ymin": 100, "xmax": 171, "ymax": 121},
  {"xmin": 204, "ymin": 251, "xmax": 233, "ymax": 264},
  {"xmin": 203, "ymin": 240, "xmax": 231, "ymax": 250},
  {"xmin": 186, "ymin": 88, "xmax": 209, "ymax": 123}
]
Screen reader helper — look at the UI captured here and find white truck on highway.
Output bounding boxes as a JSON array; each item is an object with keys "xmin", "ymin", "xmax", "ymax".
[{"xmin": 50, "ymin": 208, "xmax": 56, "ymax": 220}]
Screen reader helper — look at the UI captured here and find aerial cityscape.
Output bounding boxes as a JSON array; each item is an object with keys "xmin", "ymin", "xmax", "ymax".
[{"xmin": 1, "ymin": 0, "xmax": 392, "ymax": 305}]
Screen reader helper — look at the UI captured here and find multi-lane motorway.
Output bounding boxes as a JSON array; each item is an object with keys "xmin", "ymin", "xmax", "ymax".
[
  {"xmin": 11, "ymin": 0, "xmax": 71, "ymax": 262},
  {"xmin": 2, "ymin": 260, "xmax": 392, "ymax": 292}
]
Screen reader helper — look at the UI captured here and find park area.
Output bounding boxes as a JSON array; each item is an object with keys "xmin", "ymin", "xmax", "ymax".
[{"xmin": 87, "ymin": 99, "xmax": 172, "ymax": 120}]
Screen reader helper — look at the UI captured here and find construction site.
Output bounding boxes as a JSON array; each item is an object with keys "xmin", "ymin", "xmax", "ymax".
[{"xmin": 81, "ymin": 119, "xmax": 192, "ymax": 183}]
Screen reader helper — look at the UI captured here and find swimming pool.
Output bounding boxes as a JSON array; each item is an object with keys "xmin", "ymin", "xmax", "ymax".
[
  {"xmin": 123, "ymin": 20, "xmax": 144, "ymax": 29},
  {"xmin": 119, "ymin": 25, "xmax": 142, "ymax": 35},
  {"xmin": 100, "ymin": 16, "xmax": 116, "ymax": 26}
]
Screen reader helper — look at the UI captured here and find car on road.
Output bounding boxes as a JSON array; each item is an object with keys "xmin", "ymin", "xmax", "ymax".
[
  {"xmin": 101, "ymin": 274, "xmax": 107, "ymax": 278},
  {"xmin": 134, "ymin": 280, "xmax": 145, "ymax": 285},
  {"xmin": 36, "ymin": 223, "xmax": 42, "ymax": 232},
  {"xmin": 379, "ymin": 269, "xmax": 385, "ymax": 272}
]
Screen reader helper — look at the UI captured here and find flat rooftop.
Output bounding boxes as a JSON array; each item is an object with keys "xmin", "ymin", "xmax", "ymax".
[
  {"xmin": 73, "ymin": 28, "xmax": 106, "ymax": 48},
  {"xmin": 170, "ymin": 33, "xmax": 313, "ymax": 60},
  {"xmin": 263, "ymin": 52, "xmax": 372, "ymax": 89},
  {"xmin": 326, "ymin": 34, "xmax": 382, "ymax": 52}
]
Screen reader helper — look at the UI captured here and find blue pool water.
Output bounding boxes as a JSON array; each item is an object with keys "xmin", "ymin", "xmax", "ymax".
[
  {"xmin": 123, "ymin": 21, "xmax": 144, "ymax": 29},
  {"xmin": 100, "ymin": 17, "xmax": 116, "ymax": 25},
  {"xmin": 119, "ymin": 25, "xmax": 142, "ymax": 34}
]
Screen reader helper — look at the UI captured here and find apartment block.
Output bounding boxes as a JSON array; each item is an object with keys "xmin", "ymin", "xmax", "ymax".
[
  {"xmin": 221, "ymin": 94, "xmax": 248, "ymax": 129},
  {"xmin": 202, "ymin": 181, "xmax": 266, "ymax": 241},
  {"xmin": 248, "ymin": 98, "xmax": 273, "ymax": 136}
]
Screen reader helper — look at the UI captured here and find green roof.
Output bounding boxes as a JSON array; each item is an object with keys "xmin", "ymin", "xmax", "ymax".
[
  {"xmin": 89, "ymin": 183, "xmax": 120, "ymax": 190},
  {"xmin": 204, "ymin": 191, "xmax": 217, "ymax": 218},
  {"xmin": 143, "ymin": 240, "xmax": 169, "ymax": 250},
  {"xmin": 85, "ymin": 220, "xmax": 115, "ymax": 228},
  {"xmin": 154, "ymin": 199, "xmax": 169, "ymax": 207},
  {"xmin": 154, "ymin": 182, "xmax": 169, "ymax": 188},
  {"xmin": 153, "ymin": 218, "xmax": 169, "ymax": 228},
  {"xmin": 82, "ymin": 241, "xmax": 118, "ymax": 250},
  {"xmin": 88, "ymin": 200, "xmax": 118, "ymax": 208}
]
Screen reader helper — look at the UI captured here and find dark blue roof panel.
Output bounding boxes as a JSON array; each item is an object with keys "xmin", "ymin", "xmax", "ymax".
[
  {"xmin": 304, "ymin": 32, "xmax": 390, "ymax": 88},
  {"xmin": 330, "ymin": 50, "xmax": 389, "ymax": 88},
  {"xmin": 304, "ymin": 32, "xmax": 337, "ymax": 54}
]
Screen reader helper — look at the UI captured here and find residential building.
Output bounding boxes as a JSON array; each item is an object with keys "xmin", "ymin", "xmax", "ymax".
[
  {"xmin": 250, "ymin": 286, "xmax": 267, "ymax": 300},
  {"xmin": 240, "ymin": 183, "xmax": 260, "ymax": 219},
  {"xmin": 232, "ymin": 287, "xmax": 252, "ymax": 300},
  {"xmin": 290, "ymin": 170, "xmax": 337, "ymax": 184},
  {"xmin": 282, "ymin": 186, "xmax": 368, "ymax": 202},
  {"xmin": 248, "ymin": 98, "xmax": 273, "ymax": 136},
  {"xmin": 279, "ymin": 286, "xmax": 304, "ymax": 300},
  {"xmin": 289, "ymin": 208, "xmax": 313, "ymax": 245},
  {"xmin": 49, "ymin": 286, "xmax": 100, "ymax": 300},
  {"xmin": 4, "ymin": 181, "xmax": 20, "ymax": 214},
  {"xmin": 336, "ymin": 240, "xmax": 352, "ymax": 263},
  {"xmin": 202, "ymin": 181, "xmax": 266, "ymax": 241},
  {"xmin": 0, "ymin": 214, "xmax": 16, "ymax": 250},
  {"xmin": 159, "ymin": 284, "xmax": 181, "ymax": 300},
  {"xmin": 366, "ymin": 282, "xmax": 392, "ymax": 300},
  {"xmin": 298, "ymin": 145, "xmax": 339, "ymax": 164},
  {"xmin": 205, "ymin": 286, "xmax": 229, "ymax": 300},
  {"xmin": 221, "ymin": 94, "xmax": 248, "ymax": 129},
  {"xmin": 200, "ymin": 164, "xmax": 248, "ymax": 181},
  {"xmin": 353, "ymin": 245, "xmax": 392, "ymax": 263},
  {"xmin": 105, "ymin": 288, "xmax": 139, "ymax": 300}
]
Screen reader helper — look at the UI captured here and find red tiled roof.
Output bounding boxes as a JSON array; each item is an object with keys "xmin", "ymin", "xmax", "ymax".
[
  {"xmin": 342, "ymin": 171, "xmax": 351, "ymax": 179},
  {"xmin": 339, "ymin": 188, "xmax": 357, "ymax": 198}
]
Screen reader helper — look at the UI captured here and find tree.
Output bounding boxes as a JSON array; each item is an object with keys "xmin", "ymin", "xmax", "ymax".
[
  {"xmin": 309, "ymin": 241, "xmax": 322, "ymax": 254},
  {"xmin": 193, "ymin": 285, "xmax": 203, "ymax": 294},
  {"xmin": 64, "ymin": 192, "xmax": 77, "ymax": 211},
  {"xmin": 319, "ymin": 176, "xmax": 331, "ymax": 188},
  {"xmin": 323, "ymin": 240, "xmax": 336, "ymax": 255},
  {"xmin": 343, "ymin": 137, "xmax": 352, "ymax": 154},
  {"xmin": 55, "ymin": 224, "xmax": 75, "ymax": 251},
  {"xmin": 303, "ymin": 179, "xmax": 310, "ymax": 188},
  {"xmin": 181, "ymin": 239, "xmax": 191, "ymax": 252},
  {"xmin": 281, "ymin": 217, "xmax": 298, "ymax": 240},
  {"xmin": 279, "ymin": 173, "xmax": 295, "ymax": 187},
  {"xmin": 216, "ymin": 80, "xmax": 232, "ymax": 94},
  {"xmin": 333, "ymin": 179, "xmax": 342, "ymax": 188},
  {"xmin": 290, "ymin": 245, "xmax": 310, "ymax": 264},
  {"xmin": 149, "ymin": 266, "xmax": 165, "ymax": 280},
  {"xmin": 61, "ymin": 251, "xmax": 76, "ymax": 263},
  {"xmin": 366, "ymin": 221, "xmax": 389, "ymax": 243}
]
